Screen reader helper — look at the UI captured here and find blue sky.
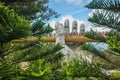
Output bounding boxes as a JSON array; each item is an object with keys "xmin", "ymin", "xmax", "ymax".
[
  {"xmin": 48, "ymin": 0, "xmax": 92, "ymax": 22},
  {"xmin": 47, "ymin": 0, "xmax": 109, "ymax": 49},
  {"xmin": 48, "ymin": 0, "xmax": 110, "ymax": 32}
]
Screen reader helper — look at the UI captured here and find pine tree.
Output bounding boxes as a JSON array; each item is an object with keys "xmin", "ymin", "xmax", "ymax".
[
  {"xmin": 1, "ymin": 0, "xmax": 60, "ymax": 20},
  {"xmin": 0, "ymin": 1, "xmax": 111, "ymax": 80},
  {"xmin": 83, "ymin": 0, "xmax": 120, "ymax": 66},
  {"xmin": 0, "ymin": 2, "xmax": 63, "ymax": 79}
]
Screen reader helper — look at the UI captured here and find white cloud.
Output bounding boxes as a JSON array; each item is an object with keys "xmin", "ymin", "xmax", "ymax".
[
  {"xmin": 88, "ymin": 25, "xmax": 110, "ymax": 32},
  {"xmin": 66, "ymin": 0, "xmax": 82, "ymax": 5},
  {"xmin": 49, "ymin": 20, "xmax": 56, "ymax": 29},
  {"xmin": 49, "ymin": 15, "xmax": 110, "ymax": 35},
  {"xmin": 55, "ymin": 0, "xmax": 82, "ymax": 5},
  {"xmin": 55, "ymin": 0, "xmax": 92, "ymax": 6}
]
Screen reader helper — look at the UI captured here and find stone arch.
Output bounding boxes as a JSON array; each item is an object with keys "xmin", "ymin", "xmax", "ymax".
[{"xmin": 80, "ymin": 23, "xmax": 85, "ymax": 35}]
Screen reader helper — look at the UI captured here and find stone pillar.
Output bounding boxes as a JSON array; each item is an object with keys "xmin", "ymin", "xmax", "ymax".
[{"xmin": 55, "ymin": 22, "xmax": 65, "ymax": 45}]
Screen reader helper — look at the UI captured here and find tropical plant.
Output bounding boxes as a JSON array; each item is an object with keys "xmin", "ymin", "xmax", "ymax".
[
  {"xmin": 31, "ymin": 20, "xmax": 54, "ymax": 36},
  {"xmin": 85, "ymin": 29, "xmax": 106, "ymax": 42},
  {"xmin": 110, "ymin": 73, "xmax": 120, "ymax": 80},
  {"xmin": 0, "ymin": 1, "xmax": 111, "ymax": 80},
  {"xmin": 107, "ymin": 36, "xmax": 120, "ymax": 53},
  {"xmin": 0, "ymin": 2, "xmax": 62, "ymax": 79},
  {"xmin": 85, "ymin": 0, "xmax": 120, "ymax": 30},
  {"xmin": 0, "ymin": 2, "xmax": 29, "ymax": 79},
  {"xmin": 0, "ymin": 60, "xmax": 20, "ymax": 80},
  {"xmin": 0, "ymin": 2, "xmax": 31, "ymax": 43},
  {"xmin": 1, "ymin": 0, "xmax": 60, "ymax": 20},
  {"xmin": 84, "ymin": 0, "xmax": 120, "ymax": 65},
  {"xmin": 55, "ymin": 59, "xmax": 109, "ymax": 80},
  {"xmin": 18, "ymin": 59, "xmax": 53, "ymax": 80}
]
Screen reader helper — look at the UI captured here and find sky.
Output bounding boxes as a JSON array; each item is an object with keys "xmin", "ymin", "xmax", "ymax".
[
  {"xmin": 48, "ymin": 0, "xmax": 92, "ymax": 30},
  {"xmin": 48, "ymin": 0, "xmax": 91, "ymax": 22},
  {"xmin": 48, "ymin": 0, "xmax": 110, "ymax": 32},
  {"xmin": 47, "ymin": 0, "xmax": 108, "ymax": 49},
  {"xmin": 48, "ymin": 0, "xmax": 91, "ymax": 21}
]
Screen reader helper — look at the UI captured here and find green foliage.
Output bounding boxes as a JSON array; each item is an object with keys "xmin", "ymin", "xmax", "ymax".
[
  {"xmin": 85, "ymin": 0, "xmax": 120, "ymax": 68},
  {"xmin": 105, "ymin": 30, "xmax": 118, "ymax": 36},
  {"xmin": 107, "ymin": 36, "xmax": 120, "ymax": 53},
  {"xmin": 0, "ymin": 40, "xmax": 63, "ymax": 79},
  {"xmin": 110, "ymin": 73, "xmax": 120, "ymax": 80},
  {"xmin": 31, "ymin": 20, "xmax": 54, "ymax": 36},
  {"xmin": 10, "ymin": 42, "xmax": 63, "ymax": 62},
  {"xmin": 85, "ymin": 29, "xmax": 106, "ymax": 42},
  {"xmin": 12, "ymin": 43, "xmax": 64, "ymax": 80},
  {"xmin": 2, "ymin": 0, "xmax": 60, "ymax": 20},
  {"xmin": 81, "ymin": 43, "xmax": 113, "ymax": 63},
  {"xmin": 19, "ymin": 59, "xmax": 52, "ymax": 80},
  {"xmin": 0, "ymin": 2, "xmax": 31, "ymax": 43},
  {"xmin": 62, "ymin": 59, "xmax": 109, "ymax": 80},
  {"xmin": 88, "ymin": 10, "xmax": 120, "ymax": 31},
  {"xmin": 0, "ymin": 1, "xmax": 112, "ymax": 80},
  {"xmin": 0, "ymin": 60, "xmax": 16, "ymax": 79},
  {"xmin": 105, "ymin": 30, "xmax": 120, "ymax": 40},
  {"xmin": 86, "ymin": 0, "xmax": 120, "ymax": 31},
  {"xmin": 85, "ymin": 0, "xmax": 120, "ymax": 12},
  {"xmin": 18, "ymin": 58, "xmax": 109, "ymax": 80},
  {"xmin": 85, "ymin": 29, "xmax": 120, "ymax": 53},
  {"xmin": 0, "ymin": 2, "xmax": 61, "ymax": 79}
]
